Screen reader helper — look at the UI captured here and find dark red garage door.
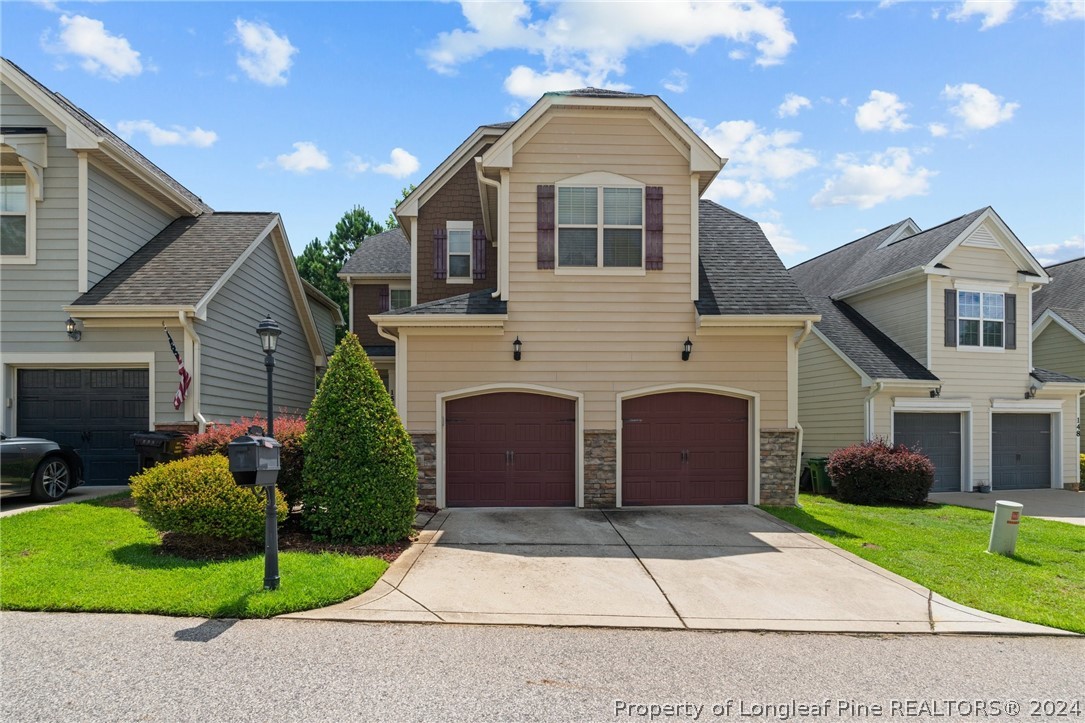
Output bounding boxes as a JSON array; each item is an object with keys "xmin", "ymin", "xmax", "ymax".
[
  {"xmin": 445, "ymin": 392, "xmax": 575, "ymax": 507},
  {"xmin": 622, "ymin": 392, "xmax": 748, "ymax": 505}
]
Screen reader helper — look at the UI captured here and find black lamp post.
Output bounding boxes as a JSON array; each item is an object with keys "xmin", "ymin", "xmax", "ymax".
[{"xmin": 256, "ymin": 314, "xmax": 281, "ymax": 590}]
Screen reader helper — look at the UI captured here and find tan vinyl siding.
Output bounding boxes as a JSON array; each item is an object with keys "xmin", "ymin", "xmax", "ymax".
[
  {"xmin": 797, "ymin": 334, "xmax": 866, "ymax": 460},
  {"xmin": 943, "ymin": 237, "xmax": 1022, "ymax": 279},
  {"xmin": 846, "ymin": 277, "xmax": 927, "ymax": 363},
  {"xmin": 86, "ymin": 163, "xmax": 173, "ymax": 286}
]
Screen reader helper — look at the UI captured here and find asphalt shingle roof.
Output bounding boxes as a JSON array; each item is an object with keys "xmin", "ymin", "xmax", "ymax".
[
  {"xmin": 72, "ymin": 213, "xmax": 276, "ymax": 306},
  {"xmin": 1033, "ymin": 257, "xmax": 1085, "ymax": 335},
  {"xmin": 1031, "ymin": 368, "xmax": 1085, "ymax": 384},
  {"xmin": 790, "ymin": 208, "xmax": 988, "ymax": 297},
  {"xmin": 546, "ymin": 87, "xmax": 648, "ymax": 98},
  {"xmin": 380, "ymin": 289, "xmax": 506, "ymax": 316},
  {"xmin": 806, "ymin": 296, "xmax": 938, "ymax": 381},
  {"xmin": 3, "ymin": 58, "xmax": 211, "ymax": 214},
  {"xmin": 340, "ymin": 227, "xmax": 410, "ymax": 276},
  {"xmin": 696, "ymin": 201, "xmax": 814, "ymax": 316}
]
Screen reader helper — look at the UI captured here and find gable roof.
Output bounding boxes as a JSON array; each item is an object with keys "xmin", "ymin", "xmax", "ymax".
[
  {"xmin": 806, "ymin": 296, "xmax": 938, "ymax": 382},
  {"xmin": 790, "ymin": 209, "xmax": 987, "ymax": 297},
  {"xmin": 339, "ymin": 227, "xmax": 410, "ymax": 276},
  {"xmin": 378, "ymin": 288, "xmax": 506, "ymax": 316},
  {"xmin": 696, "ymin": 201, "xmax": 814, "ymax": 317},
  {"xmin": 1032, "ymin": 257, "xmax": 1085, "ymax": 336},
  {"xmin": 71, "ymin": 213, "xmax": 277, "ymax": 308},
  {"xmin": 1, "ymin": 58, "xmax": 210, "ymax": 215},
  {"xmin": 302, "ymin": 279, "xmax": 345, "ymax": 326}
]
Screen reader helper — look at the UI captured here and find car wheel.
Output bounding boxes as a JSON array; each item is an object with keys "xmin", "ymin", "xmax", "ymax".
[{"xmin": 31, "ymin": 457, "xmax": 72, "ymax": 502}]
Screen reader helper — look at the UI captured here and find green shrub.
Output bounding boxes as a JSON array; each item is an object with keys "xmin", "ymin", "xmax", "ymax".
[
  {"xmin": 131, "ymin": 455, "xmax": 287, "ymax": 542},
  {"xmin": 300, "ymin": 333, "xmax": 417, "ymax": 544},
  {"xmin": 187, "ymin": 415, "xmax": 306, "ymax": 507},
  {"xmin": 827, "ymin": 438, "xmax": 934, "ymax": 505},
  {"xmin": 1080, "ymin": 453, "xmax": 1084, "ymax": 483}
]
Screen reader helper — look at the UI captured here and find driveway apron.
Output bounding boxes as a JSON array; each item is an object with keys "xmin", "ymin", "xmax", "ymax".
[{"xmin": 282, "ymin": 507, "xmax": 1070, "ymax": 635}]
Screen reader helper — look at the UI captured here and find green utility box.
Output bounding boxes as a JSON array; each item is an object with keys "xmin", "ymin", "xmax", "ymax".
[{"xmin": 808, "ymin": 457, "xmax": 832, "ymax": 494}]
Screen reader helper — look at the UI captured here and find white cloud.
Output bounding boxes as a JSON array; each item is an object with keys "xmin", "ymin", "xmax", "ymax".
[
  {"xmin": 275, "ymin": 142, "xmax": 330, "ymax": 173},
  {"xmin": 928, "ymin": 122, "xmax": 949, "ymax": 137},
  {"xmin": 375, "ymin": 148, "xmax": 420, "ymax": 179},
  {"xmin": 943, "ymin": 82, "xmax": 1019, "ymax": 129},
  {"xmin": 427, "ymin": 1, "xmax": 796, "ymax": 96},
  {"xmin": 44, "ymin": 14, "xmax": 142, "ymax": 80},
  {"xmin": 854, "ymin": 90, "xmax": 912, "ymax": 132},
  {"xmin": 662, "ymin": 69, "xmax": 688, "ymax": 94},
  {"xmin": 503, "ymin": 66, "xmax": 609, "ymax": 100},
  {"xmin": 811, "ymin": 148, "xmax": 934, "ymax": 209},
  {"xmin": 759, "ymin": 218, "xmax": 806, "ymax": 256},
  {"xmin": 345, "ymin": 154, "xmax": 370, "ymax": 175},
  {"xmin": 777, "ymin": 93, "xmax": 811, "ymax": 118},
  {"xmin": 234, "ymin": 19, "xmax": 297, "ymax": 86},
  {"xmin": 947, "ymin": 1, "xmax": 1017, "ymax": 29},
  {"xmin": 115, "ymin": 120, "xmax": 217, "ymax": 148},
  {"xmin": 693, "ymin": 118, "xmax": 818, "ymax": 207},
  {"xmin": 1028, "ymin": 235, "xmax": 1084, "ymax": 265},
  {"xmin": 1041, "ymin": 0, "xmax": 1085, "ymax": 21},
  {"xmin": 728, "ymin": 49, "xmax": 748, "ymax": 61}
]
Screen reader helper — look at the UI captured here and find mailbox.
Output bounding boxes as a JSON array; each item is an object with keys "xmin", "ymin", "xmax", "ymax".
[{"xmin": 227, "ymin": 434, "xmax": 281, "ymax": 487}]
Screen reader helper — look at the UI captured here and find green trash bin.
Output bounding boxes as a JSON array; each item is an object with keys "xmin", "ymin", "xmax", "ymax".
[{"xmin": 808, "ymin": 457, "xmax": 831, "ymax": 494}]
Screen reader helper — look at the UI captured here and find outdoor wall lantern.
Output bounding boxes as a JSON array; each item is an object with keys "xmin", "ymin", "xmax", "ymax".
[
  {"xmin": 681, "ymin": 337, "xmax": 693, "ymax": 361},
  {"xmin": 1025, "ymin": 384, "xmax": 1038, "ymax": 400},
  {"xmin": 929, "ymin": 387, "xmax": 941, "ymax": 398},
  {"xmin": 254, "ymin": 313, "xmax": 282, "ymax": 590},
  {"xmin": 65, "ymin": 316, "xmax": 81, "ymax": 341},
  {"xmin": 513, "ymin": 336, "xmax": 522, "ymax": 361}
]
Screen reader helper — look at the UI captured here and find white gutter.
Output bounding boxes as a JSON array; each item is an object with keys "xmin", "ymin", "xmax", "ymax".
[
  {"xmin": 475, "ymin": 158, "xmax": 503, "ymax": 300},
  {"xmin": 864, "ymin": 381, "xmax": 884, "ymax": 440},
  {"xmin": 177, "ymin": 311, "xmax": 207, "ymax": 433},
  {"xmin": 793, "ymin": 320, "xmax": 813, "ymax": 506}
]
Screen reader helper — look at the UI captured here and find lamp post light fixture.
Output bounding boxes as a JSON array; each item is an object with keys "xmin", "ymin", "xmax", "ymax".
[
  {"xmin": 255, "ymin": 313, "xmax": 281, "ymax": 590},
  {"xmin": 681, "ymin": 337, "xmax": 693, "ymax": 361},
  {"xmin": 66, "ymin": 316, "xmax": 81, "ymax": 341},
  {"xmin": 513, "ymin": 336, "xmax": 522, "ymax": 361}
]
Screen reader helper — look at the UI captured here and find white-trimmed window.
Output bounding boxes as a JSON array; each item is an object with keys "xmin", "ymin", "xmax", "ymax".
[
  {"xmin": 390, "ymin": 288, "xmax": 411, "ymax": 310},
  {"xmin": 0, "ymin": 170, "xmax": 34, "ymax": 262},
  {"xmin": 958, "ymin": 291, "xmax": 1004, "ymax": 348},
  {"xmin": 556, "ymin": 186, "xmax": 643, "ymax": 268},
  {"xmin": 447, "ymin": 220, "xmax": 473, "ymax": 281}
]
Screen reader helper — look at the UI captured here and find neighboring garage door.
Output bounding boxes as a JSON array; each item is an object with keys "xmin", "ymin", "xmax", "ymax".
[
  {"xmin": 992, "ymin": 414, "xmax": 1051, "ymax": 490},
  {"xmin": 445, "ymin": 392, "xmax": 575, "ymax": 507},
  {"xmin": 893, "ymin": 413, "xmax": 963, "ymax": 492},
  {"xmin": 622, "ymin": 392, "xmax": 748, "ymax": 505},
  {"xmin": 17, "ymin": 368, "xmax": 149, "ymax": 485}
]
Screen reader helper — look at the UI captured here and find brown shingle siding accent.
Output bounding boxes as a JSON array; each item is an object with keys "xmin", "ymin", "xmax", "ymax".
[
  {"xmin": 416, "ymin": 150, "xmax": 497, "ymax": 303},
  {"xmin": 352, "ymin": 283, "xmax": 387, "ymax": 347}
]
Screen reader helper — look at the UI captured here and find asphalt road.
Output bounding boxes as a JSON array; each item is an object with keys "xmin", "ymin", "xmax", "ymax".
[{"xmin": 1, "ymin": 613, "xmax": 1081, "ymax": 722}]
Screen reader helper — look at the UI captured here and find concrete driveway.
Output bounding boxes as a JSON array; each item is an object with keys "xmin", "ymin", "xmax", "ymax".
[
  {"xmin": 928, "ymin": 489, "xmax": 1084, "ymax": 526},
  {"xmin": 285, "ymin": 507, "xmax": 1067, "ymax": 634},
  {"xmin": 0, "ymin": 485, "xmax": 129, "ymax": 518}
]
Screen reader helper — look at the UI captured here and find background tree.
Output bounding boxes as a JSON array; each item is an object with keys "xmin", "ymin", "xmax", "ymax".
[
  {"xmin": 325, "ymin": 205, "xmax": 385, "ymax": 273},
  {"xmin": 385, "ymin": 184, "xmax": 416, "ymax": 230},
  {"xmin": 295, "ymin": 236, "xmax": 347, "ymax": 318}
]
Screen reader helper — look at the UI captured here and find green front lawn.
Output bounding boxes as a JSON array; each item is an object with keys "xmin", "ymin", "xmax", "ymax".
[
  {"xmin": 763, "ymin": 494, "xmax": 1085, "ymax": 634},
  {"xmin": 0, "ymin": 495, "xmax": 387, "ymax": 618}
]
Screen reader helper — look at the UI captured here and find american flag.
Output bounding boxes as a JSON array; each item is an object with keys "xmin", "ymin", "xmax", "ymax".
[{"xmin": 164, "ymin": 327, "xmax": 192, "ymax": 410}]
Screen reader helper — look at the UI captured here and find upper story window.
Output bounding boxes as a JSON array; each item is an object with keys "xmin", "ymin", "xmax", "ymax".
[
  {"xmin": 557, "ymin": 186, "xmax": 643, "ymax": 268},
  {"xmin": 447, "ymin": 220, "xmax": 473, "ymax": 281},
  {"xmin": 390, "ymin": 288, "xmax": 411, "ymax": 310},
  {"xmin": 958, "ymin": 291, "xmax": 1004, "ymax": 348},
  {"xmin": 1, "ymin": 171, "xmax": 30, "ymax": 259}
]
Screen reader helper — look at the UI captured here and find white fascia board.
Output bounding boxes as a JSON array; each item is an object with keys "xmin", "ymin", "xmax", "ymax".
[
  {"xmin": 878, "ymin": 379, "xmax": 941, "ymax": 389},
  {"xmin": 696, "ymin": 314, "xmax": 821, "ymax": 328},
  {"xmin": 369, "ymin": 314, "xmax": 507, "ymax": 329},
  {"xmin": 925, "ymin": 207, "xmax": 1049, "ymax": 280},
  {"xmin": 832, "ymin": 267, "xmax": 926, "ymax": 301},
  {"xmin": 96, "ymin": 144, "xmax": 203, "ymax": 216},
  {"xmin": 0, "ymin": 60, "xmax": 101, "ymax": 149},
  {"xmin": 337, "ymin": 273, "xmax": 411, "ymax": 282},
  {"xmin": 396, "ymin": 127, "xmax": 506, "ymax": 217},
  {"xmin": 64, "ymin": 305, "xmax": 196, "ymax": 318},
  {"xmin": 991, "ymin": 398, "xmax": 1066, "ymax": 412},
  {"xmin": 1033, "ymin": 309, "xmax": 1085, "ymax": 345}
]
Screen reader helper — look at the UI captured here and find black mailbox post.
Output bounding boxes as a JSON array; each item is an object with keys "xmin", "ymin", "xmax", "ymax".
[{"xmin": 228, "ymin": 433, "xmax": 281, "ymax": 590}]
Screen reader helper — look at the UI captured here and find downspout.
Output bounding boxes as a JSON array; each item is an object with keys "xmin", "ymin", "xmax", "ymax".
[
  {"xmin": 177, "ymin": 311, "xmax": 207, "ymax": 433},
  {"xmin": 475, "ymin": 158, "xmax": 503, "ymax": 300},
  {"xmin": 794, "ymin": 320, "xmax": 814, "ymax": 505},
  {"xmin": 864, "ymin": 381, "xmax": 884, "ymax": 441}
]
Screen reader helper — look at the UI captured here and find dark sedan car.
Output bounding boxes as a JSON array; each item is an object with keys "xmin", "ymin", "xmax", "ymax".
[{"xmin": 0, "ymin": 434, "xmax": 85, "ymax": 501}]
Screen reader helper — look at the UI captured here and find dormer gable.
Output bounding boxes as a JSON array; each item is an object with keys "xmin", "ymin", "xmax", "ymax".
[
  {"xmin": 875, "ymin": 218, "xmax": 921, "ymax": 249},
  {"xmin": 925, "ymin": 207, "xmax": 1048, "ymax": 283}
]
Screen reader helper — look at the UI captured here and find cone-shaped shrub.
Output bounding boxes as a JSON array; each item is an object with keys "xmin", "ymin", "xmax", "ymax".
[{"xmin": 300, "ymin": 332, "xmax": 417, "ymax": 543}]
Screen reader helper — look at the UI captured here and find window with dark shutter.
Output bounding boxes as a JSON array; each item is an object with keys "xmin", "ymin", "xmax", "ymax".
[
  {"xmin": 472, "ymin": 228, "xmax": 487, "ymax": 280},
  {"xmin": 645, "ymin": 186, "xmax": 663, "ymax": 270},
  {"xmin": 537, "ymin": 185, "xmax": 555, "ymax": 269},
  {"xmin": 944, "ymin": 289, "xmax": 957, "ymax": 347},
  {"xmin": 1004, "ymin": 293, "xmax": 1016, "ymax": 350},
  {"xmin": 433, "ymin": 227, "xmax": 447, "ymax": 280},
  {"xmin": 377, "ymin": 286, "xmax": 390, "ymax": 313}
]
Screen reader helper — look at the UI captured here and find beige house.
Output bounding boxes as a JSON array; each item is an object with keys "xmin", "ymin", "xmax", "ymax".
[
  {"xmin": 792, "ymin": 209, "xmax": 1084, "ymax": 492},
  {"xmin": 356, "ymin": 89, "xmax": 819, "ymax": 508},
  {"xmin": 1032, "ymin": 257, "xmax": 1085, "ymax": 454}
]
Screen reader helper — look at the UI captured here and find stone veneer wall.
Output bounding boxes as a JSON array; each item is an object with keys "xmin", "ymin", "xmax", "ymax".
[
  {"xmin": 583, "ymin": 430, "xmax": 617, "ymax": 508},
  {"xmin": 759, "ymin": 428, "xmax": 799, "ymax": 506},
  {"xmin": 411, "ymin": 433, "xmax": 437, "ymax": 506}
]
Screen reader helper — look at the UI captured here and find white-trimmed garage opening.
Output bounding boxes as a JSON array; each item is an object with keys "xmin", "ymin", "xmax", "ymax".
[{"xmin": 989, "ymin": 399, "xmax": 1063, "ymax": 490}]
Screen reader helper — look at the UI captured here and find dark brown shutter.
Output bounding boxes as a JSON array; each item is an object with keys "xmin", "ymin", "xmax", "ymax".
[
  {"xmin": 944, "ymin": 289, "xmax": 957, "ymax": 347},
  {"xmin": 377, "ymin": 285, "xmax": 390, "ymax": 313},
  {"xmin": 433, "ymin": 227, "xmax": 447, "ymax": 280},
  {"xmin": 1004, "ymin": 293, "xmax": 1016, "ymax": 349},
  {"xmin": 645, "ymin": 186, "xmax": 663, "ymax": 270},
  {"xmin": 537, "ymin": 185, "xmax": 555, "ymax": 269},
  {"xmin": 472, "ymin": 228, "xmax": 487, "ymax": 280}
]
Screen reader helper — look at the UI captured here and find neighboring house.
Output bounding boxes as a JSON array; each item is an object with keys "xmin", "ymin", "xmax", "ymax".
[
  {"xmin": 346, "ymin": 89, "xmax": 819, "ymax": 509},
  {"xmin": 0, "ymin": 58, "xmax": 333, "ymax": 484},
  {"xmin": 1032, "ymin": 257, "xmax": 1085, "ymax": 456},
  {"xmin": 791, "ymin": 209, "xmax": 1085, "ymax": 493}
]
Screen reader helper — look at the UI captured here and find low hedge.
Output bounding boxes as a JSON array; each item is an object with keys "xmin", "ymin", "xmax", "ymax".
[
  {"xmin": 131, "ymin": 455, "xmax": 287, "ymax": 543},
  {"xmin": 827, "ymin": 439, "xmax": 934, "ymax": 505}
]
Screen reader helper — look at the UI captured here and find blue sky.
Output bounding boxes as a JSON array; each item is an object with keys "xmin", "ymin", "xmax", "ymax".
[{"xmin": 3, "ymin": 1, "xmax": 1083, "ymax": 266}]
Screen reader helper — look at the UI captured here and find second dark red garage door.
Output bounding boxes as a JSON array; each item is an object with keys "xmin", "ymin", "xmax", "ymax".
[
  {"xmin": 445, "ymin": 392, "xmax": 576, "ymax": 507},
  {"xmin": 622, "ymin": 392, "xmax": 749, "ymax": 505}
]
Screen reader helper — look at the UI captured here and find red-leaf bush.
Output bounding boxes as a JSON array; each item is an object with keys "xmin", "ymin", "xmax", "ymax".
[
  {"xmin": 186, "ymin": 415, "xmax": 306, "ymax": 507},
  {"xmin": 826, "ymin": 438, "xmax": 934, "ymax": 505}
]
